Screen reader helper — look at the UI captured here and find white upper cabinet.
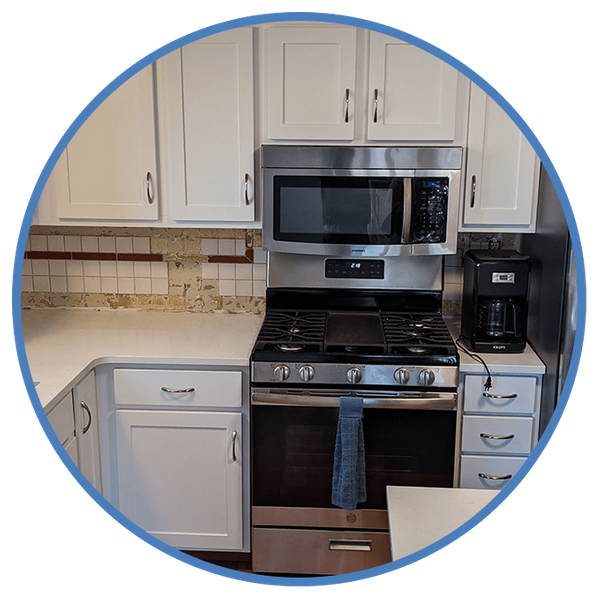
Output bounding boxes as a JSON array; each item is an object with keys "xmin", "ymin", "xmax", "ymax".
[
  {"xmin": 461, "ymin": 84, "xmax": 540, "ymax": 232},
  {"xmin": 57, "ymin": 65, "xmax": 159, "ymax": 221},
  {"xmin": 157, "ymin": 28, "xmax": 256, "ymax": 222},
  {"xmin": 265, "ymin": 26, "xmax": 357, "ymax": 141},
  {"xmin": 367, "ymin": 33, "xmax": 459, "ymax": 142}
]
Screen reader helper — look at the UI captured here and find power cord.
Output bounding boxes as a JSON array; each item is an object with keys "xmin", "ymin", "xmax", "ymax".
[{"xmin": 456, "ymin": 336, "xmax": 493, "ymax": 391}]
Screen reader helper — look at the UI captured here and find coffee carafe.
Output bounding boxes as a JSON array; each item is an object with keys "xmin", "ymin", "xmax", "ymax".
[{"xmin": 461, "ymin": 250, "xmax": 530, "ymax": 353}]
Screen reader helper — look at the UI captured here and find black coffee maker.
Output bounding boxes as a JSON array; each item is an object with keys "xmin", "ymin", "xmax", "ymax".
[{"xmin": 461, "ymin": 249, "xmax": 530, "ymax": 353}]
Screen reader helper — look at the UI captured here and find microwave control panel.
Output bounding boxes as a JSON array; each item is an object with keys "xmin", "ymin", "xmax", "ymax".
[
  {"xmin": 411, "ymin": 178, "xmax": 449, "ymax": 244},
  {"xmin": 325, "ymin": 259, "xmax": 384, "ymax": 279}
]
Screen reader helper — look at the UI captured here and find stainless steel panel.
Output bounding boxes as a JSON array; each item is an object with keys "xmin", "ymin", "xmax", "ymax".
[
  {"xmin": 262, "ymin": 145, "xmax": 463, "ymax": 170},
  {"xmin": 252, "ymin": 527, "xmax": 391, "ymax": 575},
  {"xmin": 252, "ymin": 506, "xmax": 389, "ymax": 530},
  {"xmin": 267, "ymin": 252, "xmax": 443, "ymax": 290}
]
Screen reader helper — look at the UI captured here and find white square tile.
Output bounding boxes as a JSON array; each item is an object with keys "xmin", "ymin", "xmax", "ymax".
[
  {"xmin": 49, "ymin": 260, "xmax": 66, "ymax": 276},
  {"xmin": 31, "ymin": 259, "xmax": 49, "ymax": 276},
  {"xmin": 151, "ymin": 278, "xmax": 169, "ymax": 295},
  {"xmin": 67, "ymin": 276, "xmax": 85, "ymax": 293},
  {"xmin": 101, "ymin": 277, "xmax": 118, "ymax": 294},
  {"xmin": 117, "ymin": 261, "xmax": 134, "ymax": 278},
  {"xmin": 66, "ymin": 260, "xmax": 83, "ymax": 277},
  {"xmin": 84, "ymin": 277, "xmax": 101, "ymax": 293},
  {"xmin": 133, "ymin": 237, "xmax": 150, "ymax": 254},
  {"xmin": 116, "ymin": 237, "xmax": 134, "ymax": 254},
  {"xmin": 235, "ymin": 239, "xmax": 247, "ymax": 256},
  {"xmin": 219, "ymin": 279, "xmax": 236, "ymax": 297},
  {"xmin": 135, "ymin": 278, "xmax": 152, "ymax": 294},
  {"xmin": 134, "ymin": 262, "xmax": 151, "ymax": 278},
  {"xmin": 253, "ymin": 247, "xmax": 267, "ymax": 264},
  {"xmin": 64, "ymin": 236, "xmax": 82, "ymax": 252},
  {"xmin": 21, "ymin": 276, "xmax": 33, "ymax": 292},
  {"xmin": 253, "ymin": 280, "xmax": 267, "ymax": 298},
  {"xmin": 235, "ymin": 264, "xmax": 253, "ymax": 280},
  {"xmin": 47, "ymin": 235, "xmax": 64, "ymax": 252},
  {"xmin": 150, "ymin": 261, "xmax": 168, "ymax": 278},
  {"xmin": 22, "ymin": 259, "xmax": 32, "ymax": 276},
  {"xmin": 83, "ymin": 261, "xmax": 100, "ymax": 277},
  {"xmin": 98, "ymin": 236, "xmax": 116, "ymax": 253},
  {"xmin": 29, "ymin": 235, "xmax": 47, "ymax": 252},
  {"xmin": 100, "ymin": 261, "xmax": 117, "ymax": 277},
  {"xmin": 218, "ymin": 239, "xmax": 236, "ymax": 256},
  {"xmin": 118, "ymin": 278, "xmax": 135, "ymax": 294},
  {"xmin": 33, "ymin": 275, "xmax": 50, "ymax": 292},
  {"xmin": 202, "ymin": 263, "xmax": 219, "ymax": 279},
  {"xmin": 236, "ymin": 280, "xmax": 253, "ymax": 296},
  {"xmin": 81, "ymin": 236, "xmax": 99, "ymax": 253},
  {"xmin": 218, "ymin": 264, "xmax": 236, "ymax": 280},
  {"xmin": 252, "ymin": 264, "xmax": 267, "ymax": 281},
  {"xmin": 202, "ymin": 239, "xmax": 218, "ymax": 255},
  {"xmin": 50, "ymin": 276, "xmax": 68, "ymax": 293}
]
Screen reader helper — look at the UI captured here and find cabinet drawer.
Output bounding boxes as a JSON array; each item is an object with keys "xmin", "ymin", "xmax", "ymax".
[
  {"xmin": 46, "ymin": 392, "xmax": 75, "ymax": 446},
  {"xmin": 114, "ymin": 369, "xmax": 242, "ymax": 408},
  {"xmin": 464, "ymin": 375, "xmax": 537, "ymax": 414},
  {"xmin": 462, "ymin": 415, "xmax": 535, "ymax": 455},
  {"xmin": 460, "ymin": 455, "xmax": 528, "ymax": 489}
]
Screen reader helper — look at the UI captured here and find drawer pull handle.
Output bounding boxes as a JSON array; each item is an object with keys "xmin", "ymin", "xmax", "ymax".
[
  {"xmin": 478, "ymin": 472, "xmax": 513, "ymax": 481},
  {"xmin": 344, "ymin": 88, "xmax": 350, "ymax": 123},
  {"xmin": 480, "ymin": 432, "xmax": 515, "ymax": 440},
  {"xmin": 232, "ymin": 430, "xmax": 238, "ymax": 462},
  {"xmin": 483, "ymin": 392, "xmax": 518, "ymax": 400},
  {"xmin": 329, "ymin": 539, "xmax": 372, "ymax": 552},
  {"xmin": 161, "ymin": 387, "xmax": 195, "ymax": 394},
  {"xmin": 80, "ymin": 401, "xmax": 92, "ymax": 435}
]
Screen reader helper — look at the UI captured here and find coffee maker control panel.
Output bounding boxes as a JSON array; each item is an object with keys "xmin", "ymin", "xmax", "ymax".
[{"xmin": 492, "ymin": 272, "xmax": 516, "ymax": 284}]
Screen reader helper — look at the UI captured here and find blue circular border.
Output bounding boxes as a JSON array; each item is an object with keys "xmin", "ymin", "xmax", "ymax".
[{"xmin": 12, "ymin": 10, "xmax": 586, "ymax": 588}]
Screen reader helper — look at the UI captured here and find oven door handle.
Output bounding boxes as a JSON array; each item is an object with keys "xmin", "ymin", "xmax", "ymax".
[{"xmin": 251, "ymin": 391, "xmax": 456, "ymax": 410}]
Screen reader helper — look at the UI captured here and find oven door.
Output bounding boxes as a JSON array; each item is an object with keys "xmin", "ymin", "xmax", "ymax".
[{"xmin": 251, "ymin": 388, "xmax": 457, "ymax": 511}]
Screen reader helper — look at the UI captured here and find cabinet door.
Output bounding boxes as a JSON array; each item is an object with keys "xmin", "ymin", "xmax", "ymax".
[
  {"xmin": 367, "ymin": 33, "xmax": 459, "ymax": 142},
  {"xmin": 58, "ymin": 64, "xmax": 158, "ymax": 221},
  {"xmin": 73, "ymin": 371, "xmax": 102, "ymax": 492},
  {"xmin": 266, "ymin": 26, "xmax": 357, "ymax": 140},
  {"xmin": 462, "ymin": 84, "xmax": 540, "ymax": 231},
  {"xmin": 116, "ymin": 409, "xmax": 243, "ymax": 550},
  {"xmin": 160, "ymin": 29, "xmax": 255, "ymax": 222}
]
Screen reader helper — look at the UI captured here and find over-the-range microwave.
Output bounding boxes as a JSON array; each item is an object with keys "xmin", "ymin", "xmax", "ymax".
[{"xmin": 261, "ymin": 145, "xmax": 463, "ymax": 257}]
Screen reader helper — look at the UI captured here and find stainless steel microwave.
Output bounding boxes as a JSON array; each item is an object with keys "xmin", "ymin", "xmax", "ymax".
[{"xmin": 262, "ymin": 145, "xmax": 463, "ymax": 257}]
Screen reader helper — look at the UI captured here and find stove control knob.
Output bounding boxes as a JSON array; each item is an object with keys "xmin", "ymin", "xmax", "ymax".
[
  {"xmin": 394, "ymin": 368, "xmax": 411, "ymax": 385},
  {"xmin": 347, "ymin": 367, "xmax": 363, "ymax": 385},
  {"xmin": 299, "ymin": 365, "xmax": 315, "ymax": 382},
  {"xmin": 418, "ymin": 369, "xmax": 436, "ymax": 386},
  {"xmin": 274, "ymin": 365, "xmax": 290, "ymax": 381}
]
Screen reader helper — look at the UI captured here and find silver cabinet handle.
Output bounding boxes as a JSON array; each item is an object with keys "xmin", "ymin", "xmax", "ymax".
[
  {"xmin": 470, "ymin": 175, "xmax": 476, "ymax": 208},
  {"xmin": 146, "ymin": 172, "xmax": 155, "ymax": 204},
  {"xmin": 480, "ymin": 432, "xmax": 515, "ymax": 440},
  {"xmin": 483, "ymin": 392, "xmax": 518, "ymax": 399},
  {"xmin": 232, "ymin": 430, "xmax": 238, "ymax": 462},
  {"xmin": 80, "ymin": 401, "xmax": 92, "ymax": 435},
  {"xmin": 160, "ymin": 387, "xmax": 195, "ymax": 394},
  {"xmin": 329, "ymin": 539, "xmax": 372, "ymax": 552},
  {"xmin": 373, "ymin": 89, "xmax": 379, "ymax": 123},
  {"xmin": 478, "ymin": 472, "xmax": 513, "ymax": 481},
  {"xmin": 244, "ymin": 173, "xmax": 254, "ymax": 205},
  {"xmin": 344, "ymin": 88, "xmax": 350, "ymax": 123}
]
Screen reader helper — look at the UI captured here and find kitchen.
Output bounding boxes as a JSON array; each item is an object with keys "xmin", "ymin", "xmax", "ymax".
[{"xmin": 16, "ymin": 18, "xmax": 582, "ymax": 582}]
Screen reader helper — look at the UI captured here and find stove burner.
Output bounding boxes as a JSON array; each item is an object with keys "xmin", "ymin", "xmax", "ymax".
[
  {"xmin": 408, "ymin": 346, "xmax": 430, "ymax": 354},
  {"xmin": 276, "ymin": 344, "xmax": 305, "ymax": 352}
]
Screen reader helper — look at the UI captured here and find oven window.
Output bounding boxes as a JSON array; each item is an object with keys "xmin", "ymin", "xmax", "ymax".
[
  {"xmin": 273, "ymin": 176, "xmax": 404, "ymax": 244},
  {"xmin": 252, "ymin": 405, "xmax": 456, "ymax": 510}
]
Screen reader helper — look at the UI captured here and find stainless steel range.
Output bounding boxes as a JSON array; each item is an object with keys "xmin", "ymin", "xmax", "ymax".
[{"xmin": 250, "ymin": 252, "xmax": 459, "ymax": 576}]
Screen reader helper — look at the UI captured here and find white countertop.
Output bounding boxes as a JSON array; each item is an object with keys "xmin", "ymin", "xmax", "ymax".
[
  {"xmin": 20, "ymin": 308, "xmax": 263, "ymax": 411},
  {"xmin": 386, "ymin": 485, "xmax": 499, "ymax": 561}
]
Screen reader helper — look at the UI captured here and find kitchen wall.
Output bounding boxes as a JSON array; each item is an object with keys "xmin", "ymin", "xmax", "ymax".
[{"xmin": 21, "ymin": 226, "xmax": 516, "ymax": 314}]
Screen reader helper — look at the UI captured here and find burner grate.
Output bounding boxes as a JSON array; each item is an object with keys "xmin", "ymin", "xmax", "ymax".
[
  {"xmin": 381, "ymin": 312, "xmax": 455, "ymax": 354},
  {"xmin": 255, "ymin": 310, "xmax": 326, "ymax": 351}
]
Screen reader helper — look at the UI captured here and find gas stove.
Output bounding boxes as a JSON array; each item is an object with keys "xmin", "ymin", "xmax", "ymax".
[{"xmin": 251, "ymin": 289, "xmax": 458, "ymax": 389}]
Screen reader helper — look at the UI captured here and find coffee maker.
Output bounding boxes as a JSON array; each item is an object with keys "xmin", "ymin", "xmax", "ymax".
[{"xmin": 461, "ymin": 249, "xmax": 530, "ymax": 353}]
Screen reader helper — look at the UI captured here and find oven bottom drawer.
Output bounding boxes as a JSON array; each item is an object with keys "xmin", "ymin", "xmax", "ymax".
[{"xmin": 252, "ymin": 527, "xmax": 391, "ymax": 575}]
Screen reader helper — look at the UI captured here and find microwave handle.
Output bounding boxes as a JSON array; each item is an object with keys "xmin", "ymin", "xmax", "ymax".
[{"xmin": 401, "ymin": 178, "xmax": 412, "ymax": 244}]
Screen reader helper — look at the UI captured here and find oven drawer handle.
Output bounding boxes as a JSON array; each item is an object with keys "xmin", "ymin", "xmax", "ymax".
[
  {"xmin": 480, "ymin": 432, "xmax": 515, "ymax": 441},
  {"xmin": 251, "ymin": 391, "xmax": 456, "ymax": 409},
  {"xmin": 483, "ymin": 392, "xmax": 518, "ymax": 400},
  {"xmin": 478, "ymin": 472, "xmax": 513, "ymax": 481},
  {"xmin": 329, "ymin": 539, "xmax": 372, "ymax": 552}
]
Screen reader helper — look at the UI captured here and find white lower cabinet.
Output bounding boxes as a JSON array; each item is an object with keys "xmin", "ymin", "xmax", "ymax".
[
  {"xmin": 116, "ymin": 409, "xmax": 242, "ymax": 550},
  {"xmin": 112, "ymin": 366, "xmax": 247, "ymax": 552}
]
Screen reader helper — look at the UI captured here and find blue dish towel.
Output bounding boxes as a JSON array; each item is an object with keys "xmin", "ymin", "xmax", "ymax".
[{"xmin": 331, "ymin": 396, "xmax": 366, "ymax": 510}]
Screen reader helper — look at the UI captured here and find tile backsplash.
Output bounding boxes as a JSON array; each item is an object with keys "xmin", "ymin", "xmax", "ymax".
[{"xmin": 21, "ymin": 227, "xmax": 517, "ymax": 315}]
